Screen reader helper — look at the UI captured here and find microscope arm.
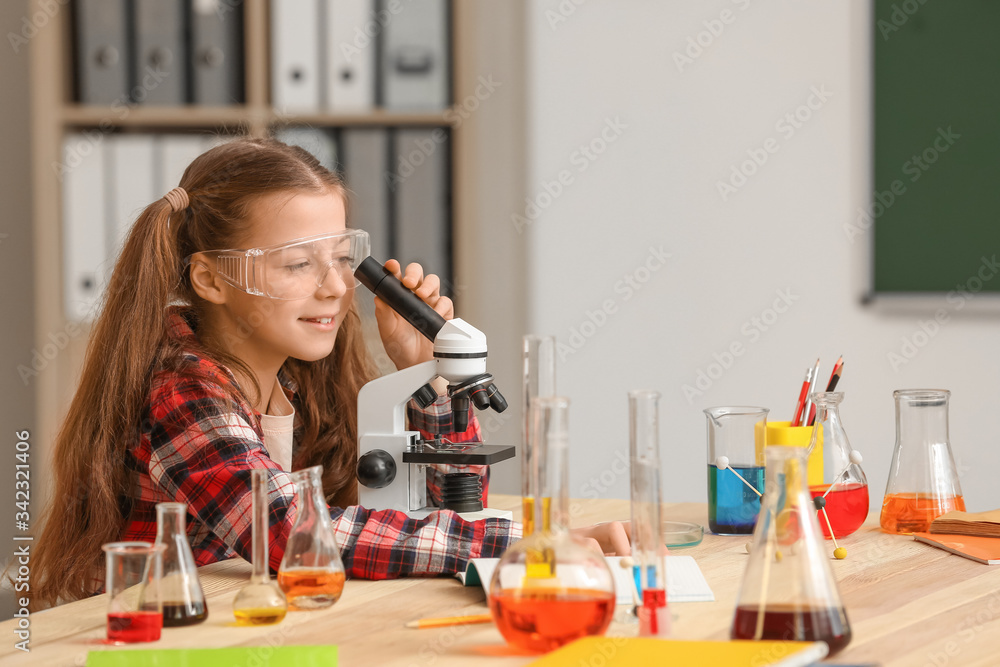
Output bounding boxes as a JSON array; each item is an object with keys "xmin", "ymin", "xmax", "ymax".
[{"xmin": 357, "ymin": 359, "xmax": 438, "ymax": 439}]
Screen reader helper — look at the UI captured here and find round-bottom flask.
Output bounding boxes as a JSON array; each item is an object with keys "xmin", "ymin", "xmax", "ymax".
[{"xmin": 489, "ymin": 396, "xmax": 615, "ymax": 653}]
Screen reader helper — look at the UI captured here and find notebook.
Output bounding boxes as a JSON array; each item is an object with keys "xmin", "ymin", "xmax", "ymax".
[
  {"xmin": 914, "ymin": 532, "xmax": 1000, "ymax": 565},
  {"xmin": 929, "ymin": 509, "xmax": 1000, "ymax": 538},
  {"xmin": 525, "ymin": 637, "xmax": 828, "ymax": 666},
  {"xmin": 460, "ymin": 555, "xmax": 715, "ymax": 604}
]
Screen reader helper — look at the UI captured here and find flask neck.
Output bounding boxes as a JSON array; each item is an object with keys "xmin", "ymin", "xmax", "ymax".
[
  {"xmin": 155, "ymin": 503, "xmax": 187, "ymax": 540},
  {"xmin": 896, "ymin": 396, "xmax": 950, "ymax": 448},
  {"xmin": 523, "ymin": 397, "xmax": 570, "ymax": 537}
]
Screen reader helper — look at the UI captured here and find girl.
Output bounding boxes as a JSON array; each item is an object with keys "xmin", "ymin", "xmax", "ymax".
[{"xmin": 32, "ymin": 138, "xmax": 628, "ymax": 608}]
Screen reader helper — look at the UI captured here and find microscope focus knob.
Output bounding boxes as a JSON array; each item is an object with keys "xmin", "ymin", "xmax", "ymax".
[{"xmin": 357, "ymin": 449, "xmax": 397, "ymax": 489}]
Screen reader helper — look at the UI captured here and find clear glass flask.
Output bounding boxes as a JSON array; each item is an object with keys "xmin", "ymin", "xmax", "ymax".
[
  {"xmin": 732, "ymin": 446, "xmax": 852, "ymax": 656},
  {"xmin": 629, "ymin": 390, "xmax": 669, "ymax": 637},
  {"xmin": 806, "ymin": 393, "xmax": 868, "ymax": 538},
  {"xmin": 102, "ymin": 541, "xmax": 164, "ymax": 644},
  {"xmin": 154, "ymin": 502, "xmax": 208, "ymax": 626},
  {"xmin": 881, "ymin": 389, "xmax": 965, "ymax": 534},
  {"xmin": 705, "ymin": 407, "xmax": 768, "ymax": 534},
  {"xmin": 233, "ymin": 469, "xmax": 288, "ymax": 625},
  {"xmin": 489, "ymin": 396, "xmax": 616, "ymax": 653},
  {"xmin": 278, "ymin": 465, "xmax": 346, "ymax": 610}
]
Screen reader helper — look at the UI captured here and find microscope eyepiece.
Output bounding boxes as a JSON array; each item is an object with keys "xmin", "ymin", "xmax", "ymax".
[{"xmin": 355, "ymin": 257, "xmax": 447, "ymax": 342}]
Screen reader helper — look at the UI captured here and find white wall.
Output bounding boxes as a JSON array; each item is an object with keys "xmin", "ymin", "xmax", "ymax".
[{"xmin": 521, "ymin": 0, "xmax": 1000, "ymax": 512}]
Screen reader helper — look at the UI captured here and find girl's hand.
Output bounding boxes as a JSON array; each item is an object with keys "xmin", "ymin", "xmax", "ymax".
[
  {"xmin": 374, "ymin": 260, "xmax": 454, "ymax": 370},
  {"xmin": 571, "ymin": 522, "xmax": 632, "ymax": 557}
]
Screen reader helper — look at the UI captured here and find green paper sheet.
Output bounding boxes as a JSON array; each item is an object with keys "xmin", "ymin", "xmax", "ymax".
[{"xmin": 86, "ymin": 645, "xmax": 337, "ymax": 667}]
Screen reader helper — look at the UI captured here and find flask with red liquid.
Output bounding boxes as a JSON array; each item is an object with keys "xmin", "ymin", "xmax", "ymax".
[
  {"xmin": 881, "ymin": 390, "xmax": 965, "ymax": 534},
  {"xmin": 488, "ymin": 395, "xmax": 615, "ymax": 653},
  {"xmin": 806, "ymin": 393, "xmax": 868, "ymax": 538},
  {"xmin": 732, "ymin": 446, "xmax": 852, "ymax": 656}
]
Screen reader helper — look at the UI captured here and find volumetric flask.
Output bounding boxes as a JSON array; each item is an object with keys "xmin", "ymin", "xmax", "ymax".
[
  {"xmin": 705, "ymin": 407, "xmax": 768, "ymax": 534},
  {"xmin": 233, "ymin": 469, "xmax": 288, "ymax": 625},
  {"xmin": 489, "ymin": 396, "xmax": 615, "ymax": 653},
  {"xmin": 732, "ymin": 446, "xmax": 851, "ymax": 656},
  {"xmin": 278, "ymin": 465, "xmax": 346, "ymax": 610},
  {"xmin": 881, "ymin": 390, "xmax": 965, "ymax": 534},
  {"xmin": 102, "ymin": 541, "xmax": 164, "ymax": 644},
  {"xmin": 806, "ymin": 393, "xmax": 868, "ymax": 538},
  {"xmin": 155, "ymin": 503, "xmax": 207, "ymax": 626}
]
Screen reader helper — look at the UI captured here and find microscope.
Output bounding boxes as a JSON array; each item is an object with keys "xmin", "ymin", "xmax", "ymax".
[{"xmin": 354, "ymin": 257, "xmax": 515, "ymax": 519}]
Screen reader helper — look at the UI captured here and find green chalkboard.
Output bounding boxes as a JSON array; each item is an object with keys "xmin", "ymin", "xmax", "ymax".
[{"xmin": 873, "ymin": 0, "xmax": 1000, "ymax": 294}]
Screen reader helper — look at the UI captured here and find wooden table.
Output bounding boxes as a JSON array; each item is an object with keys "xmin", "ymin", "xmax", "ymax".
[{"xmin": 4, "ymin": 496, "xmax": 1000, "ymax": 666}]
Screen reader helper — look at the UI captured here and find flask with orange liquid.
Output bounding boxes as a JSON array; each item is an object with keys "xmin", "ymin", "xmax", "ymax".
[
  {"xmin": 278, "ymin": 465, "xmax": 346, "ymax": 609},
  {"xmin": 880, "ymin": 389, "xmax": 965, "ymax": 534},
  {"xmin": 488, "ymin": 395, "xmax": 615, "ymax": 653}
]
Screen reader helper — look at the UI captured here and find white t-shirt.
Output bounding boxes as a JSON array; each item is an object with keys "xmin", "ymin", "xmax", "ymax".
[{"xmin": 260, "ymin": 377, "xmax": 295, "ymax": 472}]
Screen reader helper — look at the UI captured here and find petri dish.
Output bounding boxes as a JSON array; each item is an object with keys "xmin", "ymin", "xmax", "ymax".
[{"xmin": 663, "ymin": 521, "xmax": 704, "ymax": 548}]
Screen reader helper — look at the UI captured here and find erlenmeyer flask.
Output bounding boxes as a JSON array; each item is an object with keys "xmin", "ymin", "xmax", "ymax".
[
  {"xmin": 806, "ymin": 393, "xmax": 868, "ymax": 538},
  {"xmin": 154, "ymin": 503, "xmax": 208, "ymax": 626},
  {"xmin": 278, "ymin": 465, "xmax": 346, "ymax": 610},
  {"xmin": 705, "ymin": 407, "xmax": 768, "ymax": 534},
  {"xmin": 489, "ymin": 396, "xmax": 616, "ymax": 653},
  {"xmin": 732, "ymin": 446, "xmax": 852, "ymax": 656},
  {"xmin": 881, "ymin": 390, "xmax": 965, "ymax": 534}
]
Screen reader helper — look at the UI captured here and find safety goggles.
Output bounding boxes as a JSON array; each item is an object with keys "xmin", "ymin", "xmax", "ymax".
[{"xmin": 191, "ymin": 229, "xmax": 370, "ymax": 300}]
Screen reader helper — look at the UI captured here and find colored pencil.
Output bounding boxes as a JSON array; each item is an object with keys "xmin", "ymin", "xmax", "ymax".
[
  {"xmin": 800, "ymin": 358, "xmax": 821, "ymax": 428},
  {"xmin": 791, "ymin": 366, "xmax": 813, "ymax": 427},
  {"xmin": 807, "ymin": 356, "xmax": 844, "ymax": 426},
  {"xmin": 405, "ymin": 613, "xmax": 493, "ymax": 629}
]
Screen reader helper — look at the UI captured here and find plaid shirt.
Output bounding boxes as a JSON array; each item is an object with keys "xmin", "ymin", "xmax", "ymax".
[{"xmin": 120, "ymin": 310, "xmax": 519, "ymax": 582}]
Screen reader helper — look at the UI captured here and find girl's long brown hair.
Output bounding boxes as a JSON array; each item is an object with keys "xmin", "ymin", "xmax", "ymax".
[{"xmin": 31, "ymin": 138, "xmax": 375, "ymax": 608}]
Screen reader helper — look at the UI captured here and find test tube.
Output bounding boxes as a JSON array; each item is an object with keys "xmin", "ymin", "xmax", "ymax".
[
  {"xmin": 522, "ymin": 336, "xmax": 556, "ymax": 538},
  {"xmin": 629, "ymin": 389, "xmax": 670, "ymax": 637}
]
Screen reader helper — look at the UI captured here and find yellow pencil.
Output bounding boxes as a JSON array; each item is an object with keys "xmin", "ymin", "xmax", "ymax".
[{"xmin": 405, "ymin": 613, "xmax": 493, "ymax": 629}]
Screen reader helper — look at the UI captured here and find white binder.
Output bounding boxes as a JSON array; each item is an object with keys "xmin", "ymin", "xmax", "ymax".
[
  {"xmin": 135, "ymin": 0, "xmax": 186, "ymax": 105},
  {"xmin": 156, "ymin": 134, "xmax": 207, "ymax": 195},
  {"xmin": 380, "ymin": 0, "xmax": 450, "ymax": 110},
  {"xmin": 62, "ymin": 134, "xmax": 108, "ymax": 321},
  {"xmin": 107, "ymin": 135, "xmax": 157, "ymax": 263},
  {"xmin": 75, "ymin": 0, "xmax": 129, "ymax": 105},
  {"xmin": 327, "ymin": 0, "xmax": 376, "ymax": 112},
  {"xmin": 271, "ymin": 0, "xmax": 322, "ymax": 113},
  {"xmin": 275, "ymin": 127, "xmax": 339, "ymax": 173},
  {"xmin": 392, "ymin": 129, "xmax": 450, "ymax": 282},
  {"xmin": 341, "ymin": 128, "xmax": 389, "ymax": 261}
]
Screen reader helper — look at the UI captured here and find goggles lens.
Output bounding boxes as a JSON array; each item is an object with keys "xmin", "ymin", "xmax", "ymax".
[{"xmin": 208, "ymin": 229, "xmax": 370, "ymax": 300}]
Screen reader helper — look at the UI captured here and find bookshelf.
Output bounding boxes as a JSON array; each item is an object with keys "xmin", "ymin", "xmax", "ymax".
[{"xmin": 28, "ymin": 0, "xmax": 529, "ymax": 505}]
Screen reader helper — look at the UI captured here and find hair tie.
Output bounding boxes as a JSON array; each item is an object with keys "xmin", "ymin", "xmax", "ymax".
[{"xmin": 163, "ymin": 187, "xmax": 189, "ymax": 213}]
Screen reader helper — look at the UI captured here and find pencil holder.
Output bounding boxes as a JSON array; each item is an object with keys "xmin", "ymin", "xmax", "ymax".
[{"xmin": 756, "ymin": 421, "xmax": 824, "ymax": 486}]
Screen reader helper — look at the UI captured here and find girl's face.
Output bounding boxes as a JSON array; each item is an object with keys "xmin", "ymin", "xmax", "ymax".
[{"xmin": 221, "ymin": 189, "xmax": 353, "ymax": 369}]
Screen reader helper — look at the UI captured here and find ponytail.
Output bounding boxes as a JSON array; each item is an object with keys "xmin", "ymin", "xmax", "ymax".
[{"xmin": 31, "ymin": 196, "xmax": 181, "ymax": 608}]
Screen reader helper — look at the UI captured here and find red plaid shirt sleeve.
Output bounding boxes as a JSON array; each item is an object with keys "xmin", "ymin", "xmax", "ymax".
[{"xmin": 128, "ymin": 358, "xmax": 518, "ymax": 580}]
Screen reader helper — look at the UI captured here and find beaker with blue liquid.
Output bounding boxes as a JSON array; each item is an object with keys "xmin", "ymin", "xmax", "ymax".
[{"xmin": 705, "ymin": 407, "xmax": 768, "ymax": 535}]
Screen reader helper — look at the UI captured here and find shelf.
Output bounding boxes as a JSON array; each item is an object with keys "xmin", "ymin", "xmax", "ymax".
[{"xmin": 62, "ymin": 105, "xmax": 453, "ymax": 130}]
